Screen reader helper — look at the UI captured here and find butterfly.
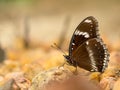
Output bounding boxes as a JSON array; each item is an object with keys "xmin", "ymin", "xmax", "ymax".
[{"xmin": 64, "ymin": 16, "xmax": 109, "ymax": 72}]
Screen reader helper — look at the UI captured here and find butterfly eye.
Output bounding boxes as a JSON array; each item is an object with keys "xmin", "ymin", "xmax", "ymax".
[{"xmin": 63, "ymin": 55, "xmax": 70, "ymax": 60}]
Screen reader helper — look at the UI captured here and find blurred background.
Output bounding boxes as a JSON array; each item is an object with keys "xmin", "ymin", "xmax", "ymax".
[
  {"xmin": 0, "ymin": 0, "xmax": 120, "ymax": 89},
  {"xmin": 0, "ymin": 0, "xmax": 120, "ymax": 49}
]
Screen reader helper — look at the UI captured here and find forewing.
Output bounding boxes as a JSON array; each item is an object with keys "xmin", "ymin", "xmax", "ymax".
[
  {"xmin": 72, "ymin": 38, "xmax": 109, "ymax": 72},
  {"xmin": 69, "ymin": 16, "xmax": 99, "ymax": 56}
]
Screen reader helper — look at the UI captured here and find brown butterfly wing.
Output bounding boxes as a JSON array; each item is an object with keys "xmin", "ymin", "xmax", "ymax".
[
  {"xmin": 69, "ymin": 16, "xmax": 99, "ymax": 56},
  {"xmin": 72, "ymin": 38, "xmax": 109, "ymax": 72}
]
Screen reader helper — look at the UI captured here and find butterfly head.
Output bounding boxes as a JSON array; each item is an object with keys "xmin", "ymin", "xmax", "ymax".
[
  {"xmin": 63, "ymin": 55, "xmax": 77, "ymax": 66},
  {"xmin": 63, "ymin": 55, "xmax": 71, "ymax": 63},
  {"xmin": 63, "ymin": 55, "xmax": 70, "ymax": 60}
]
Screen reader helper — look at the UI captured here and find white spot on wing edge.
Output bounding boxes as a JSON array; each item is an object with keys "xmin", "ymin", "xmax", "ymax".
[
  {"xmin": 72, "ymin": 43, "xmax": 75, "ymax": 45},
  {"xmin": 75, "ymin": 30, "xmax": 90, "ymax": 38},
  {"xmin": 84, "ymin": 19, "xmax": 92, "ymax": 23},
  {"xmin": 83, "ymin": 32, "xmax": 90, "ymax": 38},
  {"xmin": 75, "ymin": 30, "xmax": 80, "ymax": 35},
  {"xmin": 86, "ymin": 41, "xmax": 89, "ymax": 45},
  {"xmin": 82, "ymin": 32, "xmax": 87, "ymax": 35},
  {"xmin": 79, "ymin": 32, "xmax": 83, "ymax": 35},
  {"xmin": 75, "ymin": 30, "xmax": 78, "ymax": 35},
  {"xmin": 71, "ymin": 48, "xmax": 73, "ymax": 50},
  {"xmin": 85, "ymin": 34, "xmax": 89, "ymax": 38}
]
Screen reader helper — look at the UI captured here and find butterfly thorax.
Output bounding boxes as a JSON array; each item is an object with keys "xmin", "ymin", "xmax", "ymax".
[{"xmin": 63, "ymin": 55, "xmax": 77, "ymax": 67}]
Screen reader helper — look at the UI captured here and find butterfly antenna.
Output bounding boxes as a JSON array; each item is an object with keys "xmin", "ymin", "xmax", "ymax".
[{"xmin": 51, "ymin": 43, "xmax": 67, "ymax": 55}]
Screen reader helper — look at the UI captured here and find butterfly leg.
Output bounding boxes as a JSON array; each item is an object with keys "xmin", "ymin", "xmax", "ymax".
[
  {"xmin": 58, "ymin": 61, "xmax": 67, "ymax": 69},
  {"xmin": 73, "ymin": 66, "xmax": 78, "ymax": 75}
]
